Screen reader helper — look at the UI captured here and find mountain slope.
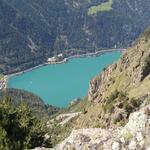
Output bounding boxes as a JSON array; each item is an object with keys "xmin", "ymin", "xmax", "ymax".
[
  {"xmin": 0, "ymin": 89, "xmax": 60, "ymax": 118},
  {"xmin": 0, "ymin": 0, "xmax": 150, "ymax": 74},
  {"xmin": 73, "ymin": 27, "xmax": 150, "ymax": 128},
  {"xmin": 50, "ymin": 27, "xmax": 150, "ymax": 150}
]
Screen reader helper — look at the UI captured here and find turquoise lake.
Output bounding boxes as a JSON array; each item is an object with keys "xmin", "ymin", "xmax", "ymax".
[{"xmin": 8, "ymin": 51, "xmax": 121, "ymax": 108}]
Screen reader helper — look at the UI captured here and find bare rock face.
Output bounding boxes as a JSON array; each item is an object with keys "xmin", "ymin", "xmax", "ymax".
[
  {"xmin": 88, "ymin": 63, "xmax": 117, "ymax": 102},
  {"xmin": 87, "ymin": 35, "xmax": 150, "ymax": 103},
  {"xmin": 88, "ymin": 78, "xmax": 101, "ymax": 101},
  {"xmin": 74, "ymin": 30, "xmax": 150, "ymax": 129},
  {"xmin": 55, "ymin": 128, "xmax": 119, "ymax": 150},
  {"xmin": 52, "ymin": 105, "xmax": 150, "ymax": 150}
]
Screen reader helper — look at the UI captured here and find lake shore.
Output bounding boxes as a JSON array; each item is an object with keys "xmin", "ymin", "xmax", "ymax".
[
  {"xmin": 0, "ymin": 75, "xmax": 8, "ymax": 90},
  {"xmin": 7, "ymin": 49, "xmax": 125, "ymax": 80},
  {"xmin": 8, "ymin": 51, "xmax": 122, "ymax": 107}
]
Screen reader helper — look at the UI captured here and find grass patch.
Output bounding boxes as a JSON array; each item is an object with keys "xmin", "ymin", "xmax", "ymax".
[
  {"xmin": 49, "ymin": 116, "xmax": 78, "ymax": 146},
  {"xmin": 103, "ymin": 90, "xmax": 119, "ymax": 113},
  {"xmin": 88, "ymin": 0, "xmax": 113, "ymax": 15},
  {"xmin": 65, "ymin": 97, "xmax": 92, "ymax": 113},
  {"xmin": 0, "ymin": 74, "xmax": 4, "ymax": 80},
  {"xmin": 123, "ymin": 131, "xmax": 133, "ymax": 140},
  {"xmin": 129, "ymin": 78, "xmax": 150, "ymax": 99}
]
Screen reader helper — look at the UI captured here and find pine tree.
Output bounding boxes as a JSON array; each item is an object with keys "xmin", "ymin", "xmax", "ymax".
[{"xmin": 0, "ymin": 97, "xmax": 52, "ymax": 149}]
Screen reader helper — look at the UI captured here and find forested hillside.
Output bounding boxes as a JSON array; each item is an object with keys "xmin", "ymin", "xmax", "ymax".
[
  {"xmin": 0, "ymin": 97, "xmax": 52, "ymax": 149},
  {"xmin": 0, "ymin": 89, "xmax": 60, "ymax": 118},
  {"xmin": 0, "ymin": 0, "xmax": 150, "ymax": 74}
]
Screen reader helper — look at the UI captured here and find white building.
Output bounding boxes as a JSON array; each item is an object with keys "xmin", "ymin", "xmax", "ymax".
[
  {"xmin": 58, "ymin": 53, "xmax": 63, "ymax": 57},
  {"xmin": 47, "ymin": 56, "xmax": 56, "ymax": 62},
  {"xmin": 47, "ymin": 53, "xmax": 64, "ymax": 62}
]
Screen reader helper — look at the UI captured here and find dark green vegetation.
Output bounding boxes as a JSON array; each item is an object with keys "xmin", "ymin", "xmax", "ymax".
[
  {"xmin": 0, "ymin": 89, "xmax": 65, "ymax": 149},
  {"xmin": 0, "ymin": 89, "xmax": 60, "ymax": 118},
  {"xmin": 0, "ymin": 97, "xmax": 52, "ymax": 149},
  {"xmin": 0, "ymin": 0, "xmax": 150, "ymax": 74},
  {"xmin": 141, "ymin": 55, "xmax": 150, "ymax": 81}
]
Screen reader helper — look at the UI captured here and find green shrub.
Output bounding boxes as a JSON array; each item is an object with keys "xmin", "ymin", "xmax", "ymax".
[
  {"xmin": 124, "ymin": 102, "xmax": 133, "ymax": 114},
  {"xmin": 0, "ymin": 97, "xmax": 52, "ymax": 149},
  {"xmin": 103, "ymin": 91, "xmax": 119, "ymax": 114},
  {"xmin": 141, "ymin": 56, "xmax": 150, "ymax": 80},
  {"xmin": 130, "ymin": 98, "xmax": 141, "ymax": 108}
]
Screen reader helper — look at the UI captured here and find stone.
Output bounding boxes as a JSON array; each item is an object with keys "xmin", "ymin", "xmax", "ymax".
[
  {"xmin": 112, "ymin": 112, "xmax": 123, "ymax": 124},
  {"xmin": 147, "ymin": 147, "xmax": 150, "ymax": 150},
  {"xmin": 144, "ymin": 105, "xmax": 150, "ymax": 116},
  {"xmin": 128, "ymin": 140, "xmax": 136, "ymax": 150},
  {"xmin": 139, "ymin": 140, "xmax": 145, "ymax": 147},
  {"xmin": 136, "ymin": 132, "xmax": 143, "ymax": 142},
  {"xmin": 44, "ymin": 134, "xmax": 50, "ymax": 140},
  {"xmin": 112, "ymin": 142, "xmax": 120, "ymax": 150},
  {"xmin": 52, "ymin": 105, "xmax": 150, "ymax": 150},
  {"xmin": 121, "ymin": 112, "xmax": 148, "ymax": 136},
  {"xmin": 120, "ymin": 137, "xmax": 125, "ymax": 144}
]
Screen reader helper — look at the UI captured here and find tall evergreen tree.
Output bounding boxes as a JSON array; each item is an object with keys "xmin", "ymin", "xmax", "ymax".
[{"xmin": 0, "ymin": 97, "xmax": 52, "ymax": 149}]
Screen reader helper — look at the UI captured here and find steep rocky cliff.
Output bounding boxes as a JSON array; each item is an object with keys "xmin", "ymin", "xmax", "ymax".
[
  {"xmin": 88, "ymin": 32, "xmax": 150, "ymax": 102},
  {"xmin": 71, "ymin": 27, "xmax": 150, "ymax": 129}
]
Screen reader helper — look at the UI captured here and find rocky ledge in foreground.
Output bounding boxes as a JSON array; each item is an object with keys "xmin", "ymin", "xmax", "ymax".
[
  {"xmin": 52, "ymin": 105, "xmax": 150, "ymax": 150},
  {"xmin": 33, "ymin": 105, "xmax": 150, "ymax": 150}
]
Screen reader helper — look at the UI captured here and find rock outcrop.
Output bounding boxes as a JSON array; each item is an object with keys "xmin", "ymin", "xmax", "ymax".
[
  {"xmin": 88, "ymin": 36, "xmax": 150, "ymax": 103},
  {"xmin": 54, "ymin": 105, "xmax": 150, "ymax": 150}
]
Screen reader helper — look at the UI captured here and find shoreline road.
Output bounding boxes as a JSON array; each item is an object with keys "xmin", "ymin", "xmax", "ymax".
[
  {"xmin": 47, "ymin": 112, "xmax": 82, "ymax": 127},
  {"xmin": 56, "ymin": 112, "xmax": 82, "ymax": 126}
]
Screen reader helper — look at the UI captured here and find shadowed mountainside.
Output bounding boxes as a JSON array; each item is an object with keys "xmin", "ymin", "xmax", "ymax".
[{"xmin": 0, "ymin": 0, "xmax": 150, "ymax": 74}]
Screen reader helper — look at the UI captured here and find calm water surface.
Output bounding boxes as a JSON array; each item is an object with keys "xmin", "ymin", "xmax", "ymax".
[{"xmin": 8, "ymin": 52, "xmax": 121, "ymax": 107}]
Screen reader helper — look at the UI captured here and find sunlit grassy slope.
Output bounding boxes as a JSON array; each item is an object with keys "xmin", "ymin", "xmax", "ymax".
[{"xmin": 88, "ymin": 0, "xmax": 113, "ymax": 15}]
